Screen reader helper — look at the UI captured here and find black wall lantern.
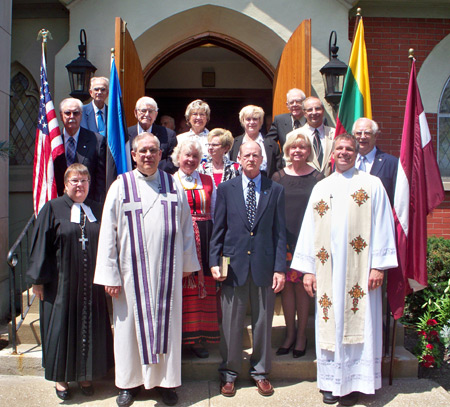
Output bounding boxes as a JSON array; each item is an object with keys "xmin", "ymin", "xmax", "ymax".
[
  {"xmin": 320, "ymin": 31, "xmax": 348, "ymax": 112},
  {"xmin": 65, "ymin": 29, "xmax": 97, "ymax": 102}
]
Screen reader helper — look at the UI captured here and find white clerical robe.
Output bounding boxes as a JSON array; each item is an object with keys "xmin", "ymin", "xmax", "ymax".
[
  {"xmin": 291, "ymin": 167, "xmax": 397, "ymax": 396},
  {"xmin": 94, "ymin": 169, "xmax": 199, "ymax": 389}
]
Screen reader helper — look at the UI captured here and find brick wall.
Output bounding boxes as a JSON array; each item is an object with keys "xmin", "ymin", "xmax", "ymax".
[{"xmin": 349, "ymin": 17, "xmax": 450, "ymax": 238}]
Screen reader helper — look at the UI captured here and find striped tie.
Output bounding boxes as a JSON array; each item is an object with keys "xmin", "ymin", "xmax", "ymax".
[{"xmin": 66, "ymin": 136, "xmax": 76, "ymax": 166}]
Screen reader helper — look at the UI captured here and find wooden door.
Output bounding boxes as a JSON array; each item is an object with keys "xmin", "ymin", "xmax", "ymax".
[
  {"xmin": 272, "ymin": 20, "xmax": 311, "ymax": 117},
  {"xmin": 115, "ymin": 17, "xmax": 145, "ymax": 126}
]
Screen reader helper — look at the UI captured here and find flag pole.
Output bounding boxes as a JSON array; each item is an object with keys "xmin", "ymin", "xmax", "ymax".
[{"xmin": 389, "ymin": 48, "xmax": 416, "ymax": 385}]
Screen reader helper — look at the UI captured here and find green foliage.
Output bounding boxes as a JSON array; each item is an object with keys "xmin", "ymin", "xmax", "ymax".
[
  {"xmin": 402, "ymin": 237, "xmax": 450, "ymax": 368},
  {"xmin": 402, "ymin": 237, "xmax": 450, "ymax": 326}
]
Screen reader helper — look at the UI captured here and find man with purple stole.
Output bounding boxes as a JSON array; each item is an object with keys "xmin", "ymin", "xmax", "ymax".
[{"xmin": 94, "ymin": 133, "xmax": 199, "ymax": 407}]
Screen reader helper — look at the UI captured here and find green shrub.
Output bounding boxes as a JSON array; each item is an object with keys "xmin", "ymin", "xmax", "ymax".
[{"xmin": 402, "ymin": 237, "xmax": 450, "ymax": 327}]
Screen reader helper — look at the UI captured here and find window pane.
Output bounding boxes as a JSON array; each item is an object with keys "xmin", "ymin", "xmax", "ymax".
[{"xmin": 439, "ymin": 116, "xmax": 450, "ymax": 177}]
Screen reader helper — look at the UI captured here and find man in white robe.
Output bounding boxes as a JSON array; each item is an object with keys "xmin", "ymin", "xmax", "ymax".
[
  {"xmin": 94, "ymin": 133, "xmax": 199, "ymax": 407},
  {"xmin": 291, "ymin": 133, "xmax": 397, "ymax": 406}
]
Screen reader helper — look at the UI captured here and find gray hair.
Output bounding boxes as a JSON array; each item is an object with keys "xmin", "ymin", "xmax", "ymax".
[
  {"xmin": 302, "ymin": 96, "xmax": 324, "ymax": 110},
  {"xmin": 286, "ymin": 88, "xmax": 306, "ymax": 103},
  {"xmin": 351, "ymin": 117, "xmax": 379, "ymax": 135},
  {"xmin": 59, "ymin": 97, "xmax": 83, "ymax": 113},
  {"xmin": 171, "ymin": 139, "xmax": 202, "ymax": 167},
  {"xmin": 135, "ymin": 96, "xmax": 159, "ymax": 111},
  {"xmin": 90, "ymin": 77, "xmax": 109, "ymax": 88},
  {"xmin": 185, "ymin": 99, "xmax": 211, "ymax": 122},
  {"xmin": 132, "ymin": 132, "xmax": 161, "ymax": 152}
]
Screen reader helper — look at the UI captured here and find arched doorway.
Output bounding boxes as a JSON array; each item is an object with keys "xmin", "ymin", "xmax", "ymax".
[{"xmin": 144, "ymin": 32, "xmax": 275, "ymax": 137}]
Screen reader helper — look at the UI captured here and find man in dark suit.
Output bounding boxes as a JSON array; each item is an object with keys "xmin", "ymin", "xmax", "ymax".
[
  {"xmin": 55, "ymin": 98, "xmax": 106, "ymax": 203},
  {"xmin": 128, "ymin": 96, "xmax": 177, "ymax": 174},
  {"xmin": 352, "ymin": 117, "xmax": 398, "ymax": 206},
  {"xmin": 266, "ymin": 88, "xmax": 306, "ymax": 151},
  {"xmin": 80, "ymin": 77, "xmax": 109, "ymax": 136},
  {"xmin": 210, "ymin": 141, "xmax": 286, "ymax": 398}
]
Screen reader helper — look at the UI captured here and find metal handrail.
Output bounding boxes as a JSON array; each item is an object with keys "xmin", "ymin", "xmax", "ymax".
[{"xmin": 6, "ymin": 214, "xmax": 35, "ymax": 354}]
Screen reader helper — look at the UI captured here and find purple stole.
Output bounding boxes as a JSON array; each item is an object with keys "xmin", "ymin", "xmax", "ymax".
[{"xmin": 120, "ymin": 169, "xmax": 178, "ymax": 365}]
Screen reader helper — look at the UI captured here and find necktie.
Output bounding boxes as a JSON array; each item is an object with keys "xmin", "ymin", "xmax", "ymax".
[
  {"xmin": 246, "ymin": 180, "xmax": 256, "ymax": 227},
  {"xmin": 359, "ymin": 156, "xmax": 367, "ymax": 172},
  {"xmin": 313, "ymin": 129, "xmax": 323, "ymax": 166},
  {"xmin": 66, "ymin": 136, "xmax": 76, "ymax": 166},
  {"xmin": 97, "ymin": 110, "xmax": 105, "ymax": 136},
  {"xmin": 293, "ymin": 120, "xmax": 300, "ymax": 129}
]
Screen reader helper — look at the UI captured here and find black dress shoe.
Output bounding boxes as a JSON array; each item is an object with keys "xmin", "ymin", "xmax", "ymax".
[
  {"xmin": 321, "ymin": 390, "xmax": 339, "ymax": 404},
  {"xmin": 79, "ymin": 383, "xmax": 94, "ymax": 396},
  {"xmin": 55, "ymin": 387, "xmax": 70, "ymax": 401},
  {"xmin": 293, "ymin": 340, "xmax": 307, "ymax": 358},
  {"xmin": 276, "ymin": 343, "xmax": 294, "ymax": 355},
  {"xmin": 340, "ymin": 392, "xmax": 359, "ymax": 406},
  {"xmin": 156, "ymin": 387, "xmax": 178, "ymax": 406},
  {"xmin": 116, "ymin": 387, "xmax": 140, "ymax": 407},
  {"xmin": 190, "ymin": 344, "xmax": 209, "ymax": 358}
]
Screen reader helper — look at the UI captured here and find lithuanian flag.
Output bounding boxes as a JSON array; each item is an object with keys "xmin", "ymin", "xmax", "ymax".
[{"xmin": 335, "ymin": 16, "xmax": 372, "ymax": 135}]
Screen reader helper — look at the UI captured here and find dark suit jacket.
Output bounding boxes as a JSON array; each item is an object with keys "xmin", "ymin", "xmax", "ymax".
[
  {"xmin": 128, "ymin": 124, "xmax": 177, "ymax": 174},
  {"xmin": 81, "ymin": 102, "xmax": 108, "ymax": 135},
  {"xmin": 370, "ymin": 148, "xmax": 398, "ymax": 207},
  {"xmin": 229, "ymin": 134, "xmax": 282, "ymax": 178},
  {"xmin": 266, "ymin": 113, "xmax": 306, "ymax": 150},
  {"xmin": 209, "ymin": 174, "xmax": 286, "ymax": 287},
  {"xmin": 54, "ymin": 127, "xmax": 106, "ymax": 203}
]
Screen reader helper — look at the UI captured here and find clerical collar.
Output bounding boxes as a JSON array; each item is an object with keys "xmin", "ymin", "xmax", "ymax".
[
  {"xmin": 136, "ymin": 169, "xmax": 158, "ymax": 180},
  {"xmin": 70, "ymin": 202, "xmax": 96, "ymax": 223},
  {"xmin": 337, "ymin": 166, "xmax": 357, "ymax": 179}
]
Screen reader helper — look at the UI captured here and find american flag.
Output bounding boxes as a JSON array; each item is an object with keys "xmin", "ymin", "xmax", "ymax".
[{"xmin": 33, "ymin": 43, "xmax": 64, "ymax": 216}]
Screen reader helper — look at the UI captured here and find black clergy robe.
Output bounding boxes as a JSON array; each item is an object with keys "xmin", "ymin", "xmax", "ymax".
[{"xmin": 27, "ymin": 194, "xmax": 113, "ymax": 382}]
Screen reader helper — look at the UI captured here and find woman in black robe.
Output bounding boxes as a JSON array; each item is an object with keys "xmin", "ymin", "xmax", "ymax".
[{"xmin": 27, "ymin": 163, "xmax": 113, "ymax": 400}]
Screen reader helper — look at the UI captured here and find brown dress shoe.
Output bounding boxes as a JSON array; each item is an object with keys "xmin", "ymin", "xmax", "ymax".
[
  {"xmin": 220, "ymin": 381, "xmax": 236, "ymax": 397},
  {"xmin": 254, "ymin": 379, "xmax": 274, "ymax": 396}
]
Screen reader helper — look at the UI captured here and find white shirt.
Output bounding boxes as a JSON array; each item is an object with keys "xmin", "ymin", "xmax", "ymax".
[
  {"xmin": 305, "ymin": 124, "xmax": 327, "ymax": 152},
  {"xmin": 242, "ymin": 172, "xmax": 262, "ymax": 207},
  {"xmin": 63, "ymin": 127, "xmax": 80, "ymax": 156},
  {"xmin": 92, "ymin": 101, "xmax": 106, "ymax": 129},
  {"xmin": 356, "ymin": 146, "xmax": 377, "ymax": 173}
]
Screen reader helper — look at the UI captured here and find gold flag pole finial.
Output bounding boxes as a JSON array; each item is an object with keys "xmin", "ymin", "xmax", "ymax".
[
  {"xmin": 111, "ymin": 48, "xmax": 115, "ymax": 57},
  {"xmin": 408, "ymin": 48, "xmax": 415, "ymax": 60},
  {"xmin": 37, "ymin": 29, "xmax": 53, "ymax": 43},
  {"xmin": 356, "ymin": 8, "xmax": 362, "ymax": 17}
]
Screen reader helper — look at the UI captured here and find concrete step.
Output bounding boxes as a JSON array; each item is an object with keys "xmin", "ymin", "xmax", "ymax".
[{"xmin": 0, "ymin": 341, "xmax": 418, "ymax": 381}]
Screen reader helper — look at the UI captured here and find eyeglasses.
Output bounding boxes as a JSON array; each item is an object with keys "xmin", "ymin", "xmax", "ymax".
[
  {"xmin": 63, "ymin": 111, "xmax": 81, "ymax": 117},
  {"xmin": 207, "ymin": 143, "xmax": 222, "ymax": 148},
  {"xmin": 287, "ymin": 99, "xmax": 304, "ymax": 106},
  {"xmin": 354, "ymin": 131, "xmax": 374, "ymax": 137},
  {"xmin": 137, "ymin": 148, "xmax": 160, "ymax": 156},
  {"xmin": 67, "ymin": 179, "xmax": 89, "ymax": 186},
  {"xmin": 92, "ymin": 87, "xmax": 107, "ymax": 92},
  {"xmin": 137, "ymin": 108, "xmax": 158, "ymax": 115}
]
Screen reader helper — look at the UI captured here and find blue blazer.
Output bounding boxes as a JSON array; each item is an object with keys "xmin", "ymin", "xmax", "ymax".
[
  {"xmin": 81, "ymin": 103, "xmax": 108, "ymax": 135},
  {"xmin": 370, "ymin": 148, "xmax": 398, "ymax": 206},
  {"xmin": 128, "ymin": 124, "xmax": 178, "ymax": 174},
  {"xmin": 209, "ymin": 174, "xmax": 286, "ymax": 287}
]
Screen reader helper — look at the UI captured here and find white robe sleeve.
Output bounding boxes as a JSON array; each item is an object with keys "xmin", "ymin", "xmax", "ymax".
[
  {"xmin": 94, "ymin": 180, "xmax": 123, "ymax": 287},
  {"xmin": 291, "ymin": 192, "xmax": 317, "ymax": 275},
  {"xmin": 370, "ymin": 177, "xmax": 398, "ymax": 271}
]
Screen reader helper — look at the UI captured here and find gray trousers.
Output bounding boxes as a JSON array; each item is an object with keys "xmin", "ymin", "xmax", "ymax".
[{"xmin": 219, "ymin": 274, "xmax": 276, "ymax": 382}]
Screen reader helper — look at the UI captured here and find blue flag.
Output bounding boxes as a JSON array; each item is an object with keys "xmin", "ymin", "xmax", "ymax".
[{"xmin": 106, "ymin": 58, "xmax": 131, "ymax": 189}]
